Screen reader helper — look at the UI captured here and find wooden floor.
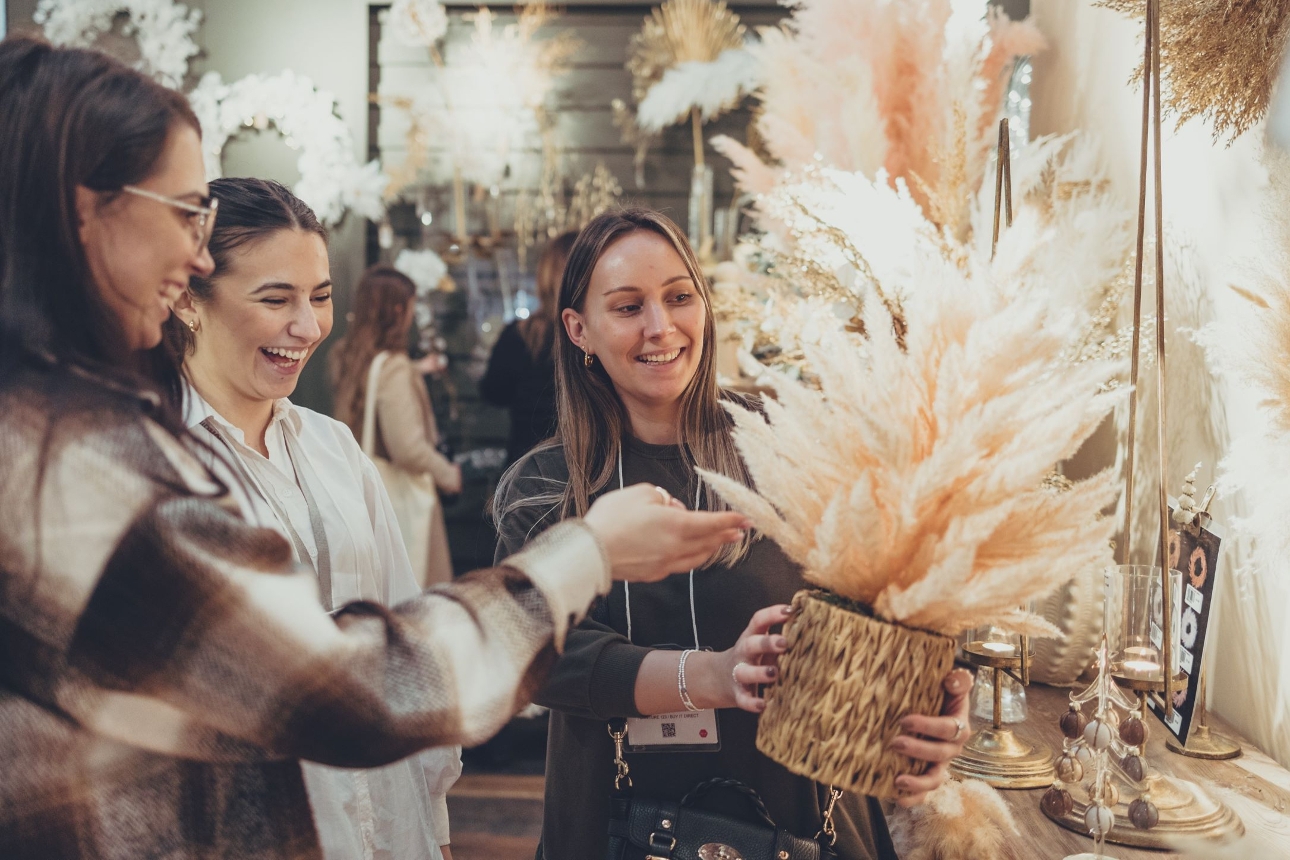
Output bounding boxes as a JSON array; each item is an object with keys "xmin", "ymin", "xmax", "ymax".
[{"xmin": 447, "ymin": 773, "xmax": 544, "ymax": 860}]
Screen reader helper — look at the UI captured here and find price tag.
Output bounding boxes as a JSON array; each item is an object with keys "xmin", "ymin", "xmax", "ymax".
[
  {"xmin": 1185, "ymin": 583, "xmax": 1204, "ymax": 612},
  {"xmin": 1149, "ymin": 621, "xmax": 1163, "ymax": 650},
  {"xmin": 1179, "ymin": 647, "xmax": 1194, "ymax": 675},
  {"xmin": 626, "ymin": 710, "xmax": 721, "ymax": 753}
]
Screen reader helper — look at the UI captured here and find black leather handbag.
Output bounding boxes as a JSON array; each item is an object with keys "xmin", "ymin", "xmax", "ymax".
[{"xmin": 604, "ymin": 722, "xmax": 840, "ymax": 860}]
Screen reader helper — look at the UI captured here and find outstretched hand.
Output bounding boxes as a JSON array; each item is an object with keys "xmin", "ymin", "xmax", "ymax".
[
  {"xmin": 583, "ymin": 483, "xmax": 750, "ymax": 584},
  {"xmin": 889, "ymin": 668, "xmax": 974, "ymax": 807}
]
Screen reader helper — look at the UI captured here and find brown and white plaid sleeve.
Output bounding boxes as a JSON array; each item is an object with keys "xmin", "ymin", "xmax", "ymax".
[{"xmin": 0, "ymin": 376, "xmax": 609, "ymax": 859}]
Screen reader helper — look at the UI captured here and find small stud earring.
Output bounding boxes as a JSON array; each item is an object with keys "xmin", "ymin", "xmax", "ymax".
[{"xmin": 583, "ymin": 349, "xmax": 593, "ymax": 368}]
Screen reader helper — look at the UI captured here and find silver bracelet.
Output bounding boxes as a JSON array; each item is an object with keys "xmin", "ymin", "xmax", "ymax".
[{"xmin": 677, "ymin": 649, "xmax": 700, "ymax": 712}]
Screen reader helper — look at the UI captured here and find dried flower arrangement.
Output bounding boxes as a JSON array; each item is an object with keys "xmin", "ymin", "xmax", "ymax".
[
  {"xmin": 623, "ymin": 0, "xmax": 749, "ymax": 170},
  {"xmin": 1100, "ymin": 0, "xmax": 1290, "ymax": 143},
  {"xmin": 700, "ymin": 227, "xmax": 1121, "ymax": 639},
  {"xmin": 698, "ymin": 165, "xmax": 1123, "ymax": 798}
]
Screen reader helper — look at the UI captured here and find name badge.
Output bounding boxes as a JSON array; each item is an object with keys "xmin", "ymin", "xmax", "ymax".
[{"xmin": 626, "ymin": 710, "xmax": 721, "ymax": 753}]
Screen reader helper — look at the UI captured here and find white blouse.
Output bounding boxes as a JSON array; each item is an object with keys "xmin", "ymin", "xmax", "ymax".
[{"xmin": 185, "ymin": 389, "xmax": 462, "ymax": 860}]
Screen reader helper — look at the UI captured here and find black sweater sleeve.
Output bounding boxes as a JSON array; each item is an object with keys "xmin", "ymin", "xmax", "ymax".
[
  {"xmin": 479, "ymin": 322, "xmax": 526, "ymax": 408},
  {"xmin": 493, "ymin": 450, "xmax": 650, "ymax": 720}
]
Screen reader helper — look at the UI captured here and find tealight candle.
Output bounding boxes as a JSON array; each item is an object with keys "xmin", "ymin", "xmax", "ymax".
[
  {"xmin": 981, "ymin": 641, "xmax": 1017, "ymax": 655},
  {"xmin": 1121, "ymin": 646, "xmax": 1161, "ymax": 679}
]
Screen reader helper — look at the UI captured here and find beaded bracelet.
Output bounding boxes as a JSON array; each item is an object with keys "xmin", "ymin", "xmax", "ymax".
[{"xmin": 677, "ymin": 649, "xmax": 700, "ymax": 712}]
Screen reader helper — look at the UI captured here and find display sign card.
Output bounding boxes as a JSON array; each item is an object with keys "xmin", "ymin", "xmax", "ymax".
[{"xmin": 1147, "ymin": 500, "xmax": 1223, "ymax": 745}]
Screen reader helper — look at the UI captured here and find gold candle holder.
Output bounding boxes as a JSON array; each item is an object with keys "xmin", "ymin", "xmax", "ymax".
[{"xmin": 950, "ymin": 624, "xmax": 1055, "ymax": 789}]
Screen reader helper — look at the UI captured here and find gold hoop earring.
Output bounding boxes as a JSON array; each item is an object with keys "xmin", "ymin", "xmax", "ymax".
[
  {"xmin": 186, "ymin": 318, "xmax": 199, "ymax": 333},
  {"xmin": 583, "ymin": 350, "xmax": 593, "ymax": 368}
]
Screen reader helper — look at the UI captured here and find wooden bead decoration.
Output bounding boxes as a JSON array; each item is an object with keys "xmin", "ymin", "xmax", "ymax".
[
  {"xmin": 1120, "ymin": 753, "xmax": 1146, "ymax": 783},
  {"xmin": 1085, "ymin": 803, "xmax": 1115, "ymax": 837},
  {"xmin": 1060, "ymin": 706, "xmax": 1088, "ymax": 740},
  {"xmin": 1119, "ymin": 715, "xmax": 1146, "ymax": 746},
  {"xmin": 1056, "ymin": 752, "xmax": 1083, "ymax": 784},
  {"xmin": 1041, "ymin": 786, "xmax": 1074, "ymax": 817},
  {"xmin": 1084, "ymin": 717, "xmax": 1115, "ymax": 751},
  {"xmin": 1128, "ymin": 797, "xmax": 1160, "ymax": 830}
]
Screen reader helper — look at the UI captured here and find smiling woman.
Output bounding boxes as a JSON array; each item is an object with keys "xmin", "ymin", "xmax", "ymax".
[{"xmin": 163, "ymin": 177, "xmax": 465, "ymax": 860}]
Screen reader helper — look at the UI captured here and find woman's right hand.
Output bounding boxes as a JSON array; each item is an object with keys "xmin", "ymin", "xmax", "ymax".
[
  {"xmin": 583, "ymin": 483, "xmax": 749, "ymax": 583},
  {"xmin": 440, "ymin": 463, "xmax": 463, "ymax": 495}
]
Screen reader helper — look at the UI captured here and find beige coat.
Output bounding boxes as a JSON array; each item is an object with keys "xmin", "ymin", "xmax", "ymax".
[{"xmin": 372, "ymin": 352, "xmax": 456, "ymax": 586}]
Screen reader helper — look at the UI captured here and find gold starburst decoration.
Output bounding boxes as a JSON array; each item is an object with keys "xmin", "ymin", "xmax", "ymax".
[
  {"xmin": 626, "ymin": 0, "xmax": 746, "ymax": 104},
  {"xmin": 1100, "ymin": 0, "xmax": 1290, "ymax": 143}
]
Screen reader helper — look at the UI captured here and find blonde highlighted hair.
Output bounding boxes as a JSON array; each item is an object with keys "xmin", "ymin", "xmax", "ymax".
[{"xmin": 495, "ymin": 207, "xmax": 754, "ymax": 567}]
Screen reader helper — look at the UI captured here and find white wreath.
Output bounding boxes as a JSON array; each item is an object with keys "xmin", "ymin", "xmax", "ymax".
[
  {"xmin": 188, "ymin": 71, "xmax": 387, "ymax": 228},
  {"xmin": 34, "ymin": 0, "xmax": 201, "ymax": 89}
]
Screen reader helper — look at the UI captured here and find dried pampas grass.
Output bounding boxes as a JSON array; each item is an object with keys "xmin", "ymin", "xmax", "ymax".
[
  {"xmin": 889, "ymin": 779, "xmax": 1022, "ymax": 860},
  {"xmin": 721, "ymin": 0, "xmax": 1043, "ymax": 234},
  {"xmin": 699, "ymin": 171, "xmax": 1122, "ymax": 638},
  {"xmin": 636, "ymin": 47, "xmax": 760, "ymax": 132},
  {"xmin": 1100, "ymin": 0, "xmax": 1290, "ymax": 143}
]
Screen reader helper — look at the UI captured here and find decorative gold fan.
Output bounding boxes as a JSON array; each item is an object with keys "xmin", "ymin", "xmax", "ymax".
[{"xmin": 628, "ymin": 0, "xmax": 746, "ymax": 103}]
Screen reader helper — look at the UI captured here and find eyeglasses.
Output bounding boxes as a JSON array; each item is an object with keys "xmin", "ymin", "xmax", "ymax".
[{"xmin": 122, "ymin": 185, "xmax": 219, "ymax": 256}]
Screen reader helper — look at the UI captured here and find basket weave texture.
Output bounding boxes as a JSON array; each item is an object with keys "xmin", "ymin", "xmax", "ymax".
[{"xmin": 756, "ymin": 590, "xmax": 957, "ymax": 800}]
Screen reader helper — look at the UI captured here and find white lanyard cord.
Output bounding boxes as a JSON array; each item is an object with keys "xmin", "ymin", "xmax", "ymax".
[{"xmin": 617, "ymin": 447, "xmax": 701, "ymax": 649}]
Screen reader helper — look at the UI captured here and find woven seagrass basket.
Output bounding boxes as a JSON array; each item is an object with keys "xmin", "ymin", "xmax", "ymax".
[{"xmin": 756, "ymin": 589, "xmax": 957, "ymax": 800}]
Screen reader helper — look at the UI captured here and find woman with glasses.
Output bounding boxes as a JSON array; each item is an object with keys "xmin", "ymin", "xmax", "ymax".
[
  {"xmin": 164, "ymin": 177, "xmax": 464, "ymax": 860},
  {"xmin": 0, "ymin": 37, "xmax": 752, "ymax": 860}
]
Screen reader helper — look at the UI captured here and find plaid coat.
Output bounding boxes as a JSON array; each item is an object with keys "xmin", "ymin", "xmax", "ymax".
[{"xmin": 0, "ymin": 363, "xmax": 610, "ymax": 859}]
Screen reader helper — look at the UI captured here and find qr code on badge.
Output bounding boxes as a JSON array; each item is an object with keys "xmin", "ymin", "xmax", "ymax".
[{"xmin": 661, "ymin": 722, "xmax": 677, "ymax": 739}]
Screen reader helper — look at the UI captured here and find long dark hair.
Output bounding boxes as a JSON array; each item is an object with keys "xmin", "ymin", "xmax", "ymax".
[
  {"xmin": 328, "ymin": 265, "xmax": 416, "ymax": 436},
  {"xmin": 161, "ymin": 177, "xmax": 327, "ymax": 406},
  {"xmin": 518, "ymin": 230, "xmax": 578, "ymax": 360},
  {"xmin": 0, "ymin": 36, "xmax": 200, "ymax": 408},
  {"xmin": 496, "ymin": 208, "xmax": 754, "ymax": 567}
]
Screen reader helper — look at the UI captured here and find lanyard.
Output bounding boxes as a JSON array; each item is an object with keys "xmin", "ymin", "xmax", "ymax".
[
  {"xmin": 616, "ymin": 447, "xmax": 701, "ymax": 649},
  {"xmin": 200, "ymin": 416, "xmax": 334, "ymax": 610}
]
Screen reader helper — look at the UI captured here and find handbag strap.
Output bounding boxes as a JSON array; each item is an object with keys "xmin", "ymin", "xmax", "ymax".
[
  {"xmin": 361, "ymin": 351, "xmax": 390, "ymax": 457},
  {"xmin": 680, "ymin": 778, "xmax": 775, "ymax": 829}
]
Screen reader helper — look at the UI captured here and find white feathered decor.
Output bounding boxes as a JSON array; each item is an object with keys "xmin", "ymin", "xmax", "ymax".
[{"xmin": 697, "ymin": 166, "xmax": 1123, "ymax": 800}]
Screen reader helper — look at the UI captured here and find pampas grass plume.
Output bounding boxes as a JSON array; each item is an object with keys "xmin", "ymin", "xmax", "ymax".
[{"xmin": 889, "ymin": 779, "xmax": 1022, "ymax": 860}]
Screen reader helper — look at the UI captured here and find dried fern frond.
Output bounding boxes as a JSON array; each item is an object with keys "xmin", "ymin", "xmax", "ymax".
[
  {"xmin": 627, "ymin": 0, "xmax": 746, "ymax": 103},
  {"xmin": 1100, "ymin": 0, "xmax": 1290, "ymax": 143},
  {"xmin": 700, "ymin": 173, "xmax": 1122, "ymax": 637}
]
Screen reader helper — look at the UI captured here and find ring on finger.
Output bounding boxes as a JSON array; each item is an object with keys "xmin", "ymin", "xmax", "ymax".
[
  {"xmin": 732, "ymin": 661, "xmax": 748, "ymax": 687},
  {"xmin": 951, "ymin": 718, "xmax": 965, "ymax": 741},
  {"xmin": 653, "ymin": 485, "xmax": 671, "ymax": 505}
]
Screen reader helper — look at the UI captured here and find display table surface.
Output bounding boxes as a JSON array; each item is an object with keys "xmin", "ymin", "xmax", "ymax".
[{"xmin": 906, "ymin": 682, "xmax": 1290, "ymax": 858}]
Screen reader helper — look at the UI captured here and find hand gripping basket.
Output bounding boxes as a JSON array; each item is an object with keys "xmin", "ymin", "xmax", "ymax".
[{"xmin": 756, "ymin": 590, "xmax": 957, "ymax": 800}]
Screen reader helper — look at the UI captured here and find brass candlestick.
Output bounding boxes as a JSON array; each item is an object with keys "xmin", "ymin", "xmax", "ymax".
[{"xmin": 951, "ymin": 631, "xmax": 1055, "ymax": 789}]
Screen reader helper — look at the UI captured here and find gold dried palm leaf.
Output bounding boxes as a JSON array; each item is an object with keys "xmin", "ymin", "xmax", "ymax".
[
  {"xmin": 1100, "ymin": 0, "xmax": 1290, "ymax": 142},
  {"xmin": 627, "ymin": 0, "xmax": 746, "ymax": 103}
]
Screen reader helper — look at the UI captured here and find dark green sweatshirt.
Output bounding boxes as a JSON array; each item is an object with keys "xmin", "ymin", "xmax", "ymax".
[{"xmin": 494, "ymin": 436, "xmax": 898, "ymax": 860}]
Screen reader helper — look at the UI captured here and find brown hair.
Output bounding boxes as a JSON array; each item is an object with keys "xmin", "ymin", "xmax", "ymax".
[
  {"xmin": 497, "ymin": 207, "xmax": 754, "ymax": 566},
  {"xmin": 163, "ymin": 177, "xmax": 327, "ymax": 363},
  {"xmin": 517, "ymin": 230, "xmax": 578, "ymax": 359},
  {"xmin": 0, "ymin": 35, "xmax": 200, "ymax": 415},
  {"xmin": 329, "ymin": 265, "xmax": 417, "ymax": 435}
]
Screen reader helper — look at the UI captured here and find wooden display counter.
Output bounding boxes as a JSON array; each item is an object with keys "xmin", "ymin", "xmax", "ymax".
[{"xmin": 897, "ymin": 683, "xmax": 1290, "ymax": 858}]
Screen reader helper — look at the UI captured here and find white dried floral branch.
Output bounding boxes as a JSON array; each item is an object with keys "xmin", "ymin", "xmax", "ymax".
[
  {"xmin": 700, "ymin": 221, "xmax": 1123, "ymax": 637},
  {"xmin": 188, "ymin": 71, "xmax": 387, "ymax": 227}
]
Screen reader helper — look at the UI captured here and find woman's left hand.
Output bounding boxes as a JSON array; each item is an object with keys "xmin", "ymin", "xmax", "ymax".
[{"xmin": 888, "ymin": 668, "xmax": 974, "ymax": 808}]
